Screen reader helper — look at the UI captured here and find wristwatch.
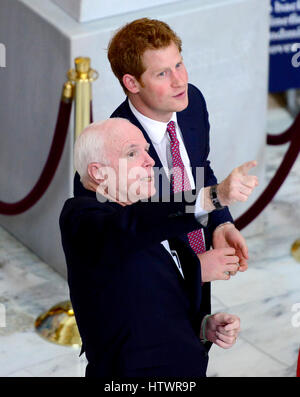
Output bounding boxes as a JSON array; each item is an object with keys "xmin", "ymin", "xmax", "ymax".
[{"xmin": 209, "ymin": 184, "xmax": 224, "ymax": 210}]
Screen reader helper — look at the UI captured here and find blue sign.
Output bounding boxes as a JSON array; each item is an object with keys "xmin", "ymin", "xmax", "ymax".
[{"xmin": 269, "ymin": 0, "xmax": 300, "ymax": 92}]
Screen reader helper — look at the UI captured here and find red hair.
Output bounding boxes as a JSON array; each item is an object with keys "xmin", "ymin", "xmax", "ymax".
[{"xmin": 107, "ymin": 18, "xmax": 182, "ymax": 93}]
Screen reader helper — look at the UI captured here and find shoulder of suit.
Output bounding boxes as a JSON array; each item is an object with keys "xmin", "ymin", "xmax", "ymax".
[
  {"xmin": 60, "ymin": 196, "xmax": 118, "ymax": 226},
  {"xmin": 110, "ymin": 97, "xmax": 129, "ymax": 118},
  {"xmin": 187, "ymin": 83, "xmax": 207, "ymax": 106},
  {"xmin": 177, "ymin": 83, "xmax": 208, "ymax": 121}
]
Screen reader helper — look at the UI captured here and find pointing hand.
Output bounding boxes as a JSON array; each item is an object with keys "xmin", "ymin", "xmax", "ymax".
[{"xmin": 217, "ymin": 160, "xmax": 258, "ymax": 206}]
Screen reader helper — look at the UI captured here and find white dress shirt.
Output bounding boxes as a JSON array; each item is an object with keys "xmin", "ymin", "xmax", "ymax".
[{"xmin": 129, "ymin": 100, "xmax": 208, "ymax": 277}]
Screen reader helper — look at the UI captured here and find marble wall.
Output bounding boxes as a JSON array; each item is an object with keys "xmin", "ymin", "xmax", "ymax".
[
  {"xmin": 0, "ymin": 0, "xmax": 270, "ymax": 276},
  {"xmin": 52, "ymin": 0, "xmax": 183, "ymax": 22}
]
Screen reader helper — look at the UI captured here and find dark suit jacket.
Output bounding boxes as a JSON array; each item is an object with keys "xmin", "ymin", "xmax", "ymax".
[
  {"xmin": 74, "ymin": 83, "xmax": 234, "ymax": 316},
  {"xmin": 60, "ymin": 191, "xmax": 211, "ymax": 377}
]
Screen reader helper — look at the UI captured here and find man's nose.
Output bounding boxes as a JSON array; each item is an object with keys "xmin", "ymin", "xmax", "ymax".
[
  {"xmin": 171, "ymin": 70, "xmax": 184, "ymax": 87},
  {"xmin": 144, "ymin": 151, "xmax": 155, "ymax": 167}
]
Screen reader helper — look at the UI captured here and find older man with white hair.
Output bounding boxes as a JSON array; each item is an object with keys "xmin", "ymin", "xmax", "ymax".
[{"xmin": 60, "ymin": 118, "xmax": 257, "ymax": 377}]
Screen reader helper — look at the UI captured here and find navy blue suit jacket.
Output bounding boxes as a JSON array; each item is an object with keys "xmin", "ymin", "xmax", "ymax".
[
  {"xmin": 60, "ymin": 191, "xmax": 210, "ymax": 377},
  {"xmin": 73, "ymin": 83, "xmax": 234, "ymax": 316}
]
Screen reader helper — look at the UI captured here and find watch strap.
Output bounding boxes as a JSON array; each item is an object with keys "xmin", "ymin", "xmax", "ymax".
[{"xmin": 209, "ymin": 184, "xmax": 224, "ymax": 210}]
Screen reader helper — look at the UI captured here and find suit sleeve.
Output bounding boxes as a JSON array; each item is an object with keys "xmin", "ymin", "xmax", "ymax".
[
  {"xmin": 61, "ymin": 192, "xmax": 206, "ymax": 258},
  {"xmin": 196, "ymin": 86, "xmax": 234, "ymax": 237}
]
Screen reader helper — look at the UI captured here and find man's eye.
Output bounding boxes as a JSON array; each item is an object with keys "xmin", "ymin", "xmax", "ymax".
[
  {"xmin": 176, "ymin": 62, "xmax": 182, "ymax": 68},
  {"xmin": 158, "ymin": 71, "xmax": 166, "ymax": 77},
  {"xmin": 128, "ymin": 151, "xmax": 135, "ymax": 157}
]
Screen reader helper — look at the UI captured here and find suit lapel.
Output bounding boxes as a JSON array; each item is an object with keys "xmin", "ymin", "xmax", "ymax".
[
  {"xmin": 169, "ymin": 238, "xmax": 202, "ymax": 314},
  {"xmin": 180, "ymin": 255, "xmax": 202, "ymax": 314},
  {"xmin": 177, "ymin": 85, "xmax": 206, "ymax": 188},
  {"xmin": 178, "ymin": 116, "xmax": 202, "ymax": 186}
]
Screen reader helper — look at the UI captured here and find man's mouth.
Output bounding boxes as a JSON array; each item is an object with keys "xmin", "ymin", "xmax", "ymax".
[
  {"xmin": 140, "ymin": 176, "xmax": 153, "ymax": 182},
  {"xmin": 173, "ymin": 90, "xmax": 186, "ymax": 98}
]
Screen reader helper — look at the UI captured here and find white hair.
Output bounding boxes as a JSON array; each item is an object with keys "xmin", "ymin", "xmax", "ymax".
[
  {"xmin": 73, "ymin": 118, "xmax": 132, "ymax": 185},
  {"xmin": 74, "ymin": 121, "xmax": 108, "ymax": 185}
]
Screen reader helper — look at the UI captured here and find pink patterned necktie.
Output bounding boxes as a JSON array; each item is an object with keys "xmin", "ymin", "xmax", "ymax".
[{"xmin": 167, "ymin": 121, "xmax": 206, "ymax": 254}]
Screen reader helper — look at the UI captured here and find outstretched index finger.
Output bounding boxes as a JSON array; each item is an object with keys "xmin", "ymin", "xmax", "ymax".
[{"xmin": 237, "ymin": 160, "xmax": 257, "ymax": 176}]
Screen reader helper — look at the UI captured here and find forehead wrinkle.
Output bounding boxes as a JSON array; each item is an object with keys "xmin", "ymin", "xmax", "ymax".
[{"xmin": 125, "ymin": 144, "xmax": 138, "ymax": 150}]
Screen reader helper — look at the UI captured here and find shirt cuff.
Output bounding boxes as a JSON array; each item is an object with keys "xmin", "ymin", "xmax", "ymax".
[{"xmin": 194, "ymin": 188, "xmax": 208, "ymax": 226}]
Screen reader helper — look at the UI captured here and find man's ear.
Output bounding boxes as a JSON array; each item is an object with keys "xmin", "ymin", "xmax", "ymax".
[
  {"xmin": 122, "ymin": 74, "xmax": 140, "ymax": 94},
  {"xmin": 87, "ymin": 162, "xmax": 105, "ymax": 185}
]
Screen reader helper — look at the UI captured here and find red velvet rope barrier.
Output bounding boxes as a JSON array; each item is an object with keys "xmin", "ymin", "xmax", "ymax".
[
  {"xmin": 0, "ymin": 98, "xmax": 72, "ymax": 215},
  {"xmin": 235, "ymin": 112, "xmax": 300, "ymax": 230},
  {"xmin": 267, "ymin": 111, "xmax": 300, "ymax": 146},
  {"xmin": 297, "ymin": 348, "xmax": 300, "ymax": 377},
  {"xmin": 90, "ymin": 100, "xmax": 93, "ymax": 124}
]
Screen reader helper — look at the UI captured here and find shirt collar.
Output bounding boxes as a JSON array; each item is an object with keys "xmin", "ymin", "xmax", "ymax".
[{"xmin": 128, "ymin": 99, "xmax": 177, "ymax": 144}]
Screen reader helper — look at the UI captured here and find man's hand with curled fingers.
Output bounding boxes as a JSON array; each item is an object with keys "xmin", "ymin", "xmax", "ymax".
[
  {"xmin": 203, "ymin": 312, "xmax": 240, "ymax": 349},
  {"xmin": 213, "ymin": 223, "xmax": 248, "ymax": 276},
  {"xmin": 217, "ymin": 160, "xmax": 258, "ymax": 206},
  {"xmin": 197, "ymin": 248, "xmax": 240, "ymax": 282}
]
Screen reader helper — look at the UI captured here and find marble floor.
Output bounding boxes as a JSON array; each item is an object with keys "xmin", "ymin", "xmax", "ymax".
[{"xmin": 0, "ymin": 100, "xmax": 299, "ymax": 377}]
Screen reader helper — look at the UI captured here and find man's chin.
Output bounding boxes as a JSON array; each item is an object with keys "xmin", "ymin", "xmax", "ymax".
[
  {"xmin": 139, "ymin": 186, "xmax": 156, "ymax": 201},
  {"xmin": 133, "ymin": 185, "xmax": 156, "ymax": 202},
  {"xmin": 173, "ymin": 96, "xmax": 188, "ymax": 112}
]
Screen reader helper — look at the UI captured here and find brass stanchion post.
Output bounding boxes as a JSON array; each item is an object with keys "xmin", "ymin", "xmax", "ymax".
[
  {"xmin": 291, "ymin": 239, "xmax": 300, "ymax": 263},
  {"xmin": 68, "ymin": 57, "xmax": 98, "ymax": 139}
]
